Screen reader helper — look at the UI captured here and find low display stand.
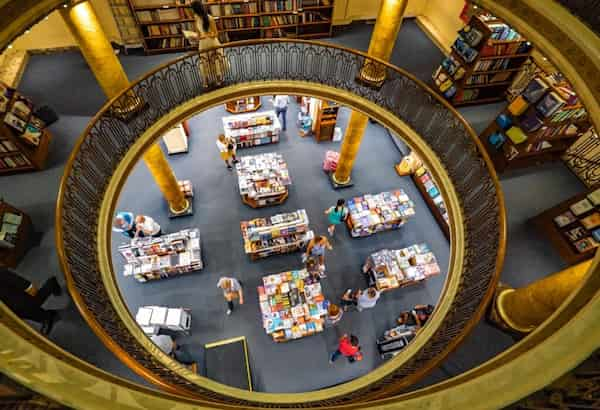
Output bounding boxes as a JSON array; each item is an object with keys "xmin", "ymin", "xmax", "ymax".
[
  {"xmin": 225, "ymin": 97, "xmax": 261, "ymax": 114},
  {"xmin": 241, "ymin": 209, "xmax": 312, "ymax": 261},
  {"xmin": 258, "ymin": 269, "xmax": 328, "ymax": 342},
  {"xmin": 119, "ymin": 228, "xmax": 203, "ymax": 282},
  {"xmin": 346, "ymin": 190, "xmax": 416, "ymax": 237},
  {"xmin": 362, "ymin": 244, "xmax": 441, "ymax": 292},
  {"xmin": 0, "ymin": 200, "xmax": 32, "ymax": 268},
  {"xmin": 377, "ymin": 326, "xmax": 416, "ymax": 359},
  {"xmin": 530, "ymin": 185, "xmax": 599, "ymax": 265},
  {"xmin": 236, "ymin": 152, "xmax": 291, "ymax": 209}
]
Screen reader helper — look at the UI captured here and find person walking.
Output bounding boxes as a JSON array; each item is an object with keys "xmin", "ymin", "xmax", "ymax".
[
  {"xmin": 324, "ymin": 198, "xmax": 348, "ymax": 236},
  {"xmin": 217, "ymin": 276, "xmax": 244, "ymax": 315},
  {"xmin": 305, "ymin": 235, "xmax": 332, "ymax": 266},
  {"xmin": 329, "ymin": 334, "xmax": 361, "ymax": 364},
  {"xmin": 0, "ymin": 269, "xmax": 62, "ymax": 335},
  {"xmin": 356, "ymin": 287, "xmax": 380, "ymax": 312},
  {"xmin": 272, "ymin": 95, "xmax": 290, "ymax": 131},
  {"xmin": 134, "ymin": 215, "xmax": 162, "ymax": 238},
  {"xmin": 112, "ymin": 211, "xmax": 136, "ymax": 238},
  {"xmin": 216, "ymin": 134, "xmax": 238, "ymax": 170},
  {"xmin": 187, "ymin": 1, "xmax": 228, "ymax": 88}
]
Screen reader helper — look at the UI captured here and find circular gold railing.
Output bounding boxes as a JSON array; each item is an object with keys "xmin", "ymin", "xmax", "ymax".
[{"xmin": 55, "ymin": 39, "xmax": 505, "ymax": 406}]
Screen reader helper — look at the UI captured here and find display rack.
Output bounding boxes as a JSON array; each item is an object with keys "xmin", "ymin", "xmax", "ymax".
[
  {"xmin": 119, "ymin": 228, "xmax": 203, "ymax": 282},
  {"xmin": 377, "ymin": 326, "xmax": 416, "ymax": 359},
  {"xmin": 127, "ymin": 0, "xmax": 334, "ymax": 54},
  {"xmin": 313, "ymin": 100, "xmax": 338, "ymax": 142},
  {"xmin": 362, "ymin": 244, "xmax": 441, "ymax": 292},
  {"xmin": 109, "ymin": 0, "xmax": 144, "ymax": 50},
  {"xmin": 236, "ymin": 152, "xmax": 290, "ymax": 208},
  {"xmin": 225, "ymin": 96, "xmax": 261, "ymax": 114},
  {"xmin": 433, "ymin": 13, "xmax": 533, "ymax": 106},
  {"xmin": 258, "ymin": 268, "xmax": 327, "ymax": 342},
  {"xmin": 346, "ymin": 190, "xmax": 416, "ymax": 237},
  {"xmin": 241, "ymin": 209, "xmax": 312, "ymax": 260},
  {"xmin": 0, "ymin": 82, "xmax": 52, "ymax": 175},
  {"xmin": 411, "ymin": 167, "xmax": 449, "ymax": 240},
  {"xmin": 478, "ymin": 73, "xmax": 593, "ymax": 173},
  {"xmin": 223, "ymin": 110, "xmax": 281, "ymax": 149},
  {"xmin": 0, "ymin": 200, "xmax": 31, "ymax": 268},
  {"xmin": 162, "ymin": 121, "xmax": 190, "ymax": 154},
  {"xmin": 530, "ymin": 185, "xmax": 599, "ymax": 265}
]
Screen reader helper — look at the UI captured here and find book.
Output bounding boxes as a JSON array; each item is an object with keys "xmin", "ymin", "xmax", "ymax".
[
  {"xmin": 508, "ymin": 95, "xmax": 529, "ymax": 116},
  {"xmin": 506, "ymin": 126, "xmax": 528, "ymax": 144},
  {"xmin": 522, "ymin": 78, "xmax": 549, "ymax": 103},
  {"xmin": 458, "ymin": 25, "xmax": 484, "ymax": 47},
  {"xmin": 553, "ymin": 211, "xmax": 577, "ymax": 228},
  {"xmin": 4, "ymin": 112, "xmax": 27, "ymax": 132},
  {"xmin": 592, "ymin": 228, "xmax": 600, "ymax": 242},
  {"xmin": 587, "ymin": 188, "xmax": 600, "ymax": 206},
  {"xmin": 564, "ymin": 226, "xmax": 588, "ymax": 242},
  {"xmin": 570, "ymin": 198, "xmax": 594, "ymax": 216},
  {"xmin": 580, "ymin": 212, "xmax": 600, "ymax": 230},
  {"xmin": 573, "ymin": 237, "xmax": 598, "ymax": 253},
  {"xmin": 3, "ymin": 212, "xmax": 22, "ymax": 225},
  {"xmin": 519, "ymin": 109, "xmax": 543, "ymax": 133},
  {"xmin": 536, "ymin": 92, "xmax": 565, "ymax": 118}
]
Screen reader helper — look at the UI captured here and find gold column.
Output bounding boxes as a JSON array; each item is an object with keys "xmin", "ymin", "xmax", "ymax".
[
  {"xmin": 491, "ymin": 260, "xmax": 593, "ymax": 333},
  {"xmin": 60, "ymin": 1, "xmax": 189, "ymax": 214},
  {"xmin": 332, "ymin": 0, "xmax": 408, "ymax": 186}
]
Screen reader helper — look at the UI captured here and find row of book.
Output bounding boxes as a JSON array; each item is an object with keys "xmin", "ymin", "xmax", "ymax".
[
  {"xmin": 258, "ymin": 269, "xmax": 327, "ymax": 342},
  {"xmin": 144, "ymin": 22, "xmax": 194, "ymax": 36},
  {"xmin": 0, "ymin": 154, "xmax": 31, "ymax": 169},
  {"xmin": 465, "ymin": 72, "xmax": 513, "ymax": 85},
  {"xmin": 263, "ymin": 0, "xmax": 297, "ymax": 12},
  {"xmin": 363, "ymin": 244, "xmax": 441, "ymax": 291},
  {"xmin": 241, "ymin": 209, "xmax": 309, "ymax": 242},
  {"xmin": 136, "ymin": 8, "xmax": 193, "ymax": 23},
  {"xmin": 207, "ymin": 3, "xmax": 258, "ymax": 16},
  {"xmin": 133, "ymin": 0, "xmax": 191, "ymax": 6},
  {"xmin": 479, "ymin": 41, "xmax": 531, "ymax": 57},
  {"xmin": 146, "ymin": 37, "xmax": 191, "ymax": 49},
  {"xmin": 300, "ymin": 11, "xmax": 329, "ymax": 23},
  {"xmin": 488, "ymin": 23, "xmax": 522, "ymax": 41},
  {"xmin": 0, "ymin": 211, "xmax": 22, "ymax": 249},
  {"xmin": 223, "ymin": 111, "xmax": 281, "ymax": 147},
  {"xmin": 473, "ymin": 58, "xmax": 514, "ymax": 72},
  {"xmin": 217, "ymin": 16, "xmax": 262, "ymax": 30},
  {"xmin": 414, "ymin": 166, "xmax": 449, "ymax": 226},
  {"xmin": 236, "ymin": 152, "xmax": 291, "ymax": 199},
  {"xmin": 553, "ymin": 189, "xmax": 600, "ymax": 254},
  {"xmin": 347, "ymin": 190, "xmax": 416, "ymax": 237},
  {"xmin": 0, "ymin": 139, "xmax": 17, "ymax": 153},
  {"xmin": 262, "ymin": 15, "xmax": 297, "ymax": 26},
  {"xmin": 1, "ymin": 82, "xmax": 46, "ymax": 147}
]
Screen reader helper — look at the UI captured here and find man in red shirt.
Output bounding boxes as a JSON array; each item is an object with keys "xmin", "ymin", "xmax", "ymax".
[{"xmin": 329, "ymin": 334, "xmax": 361, "ymax": 363}]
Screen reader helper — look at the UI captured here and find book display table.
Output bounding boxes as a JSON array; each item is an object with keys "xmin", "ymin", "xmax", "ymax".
[
  {"xmin": 136, "ymin": 306, "xmax": 192, "ymax": 336},
  {"xmin": 241, "ymin": 209, "xmax": 312, "ymax": 261},
  {"xmin": 530, "ymin": 185, "xmax": 599, "ymax": 264},
  {"xmin": 119, "ymin": 228, "xmax": 203, "ymax": 283},
  {"xmin": 346, "ymin": 190, "xmax": 416, "ymax": 237},
  {"xmin": 258, "ymin": 269, "xmax": 328, "ymax": 342},
  {"xmin": 0, "ymin": 200, "xmax": 31, "ymax": 268},
  {"xmin": 362, "ymin": 244, "xmax": 441, "ymax": 292},
  {"xmin": 236, "ymin": 152, "xmax": 291, "ymax": 209},
  {"xmin": 223, "ymin": 110, "xmax": 281, "ymax": 149}
]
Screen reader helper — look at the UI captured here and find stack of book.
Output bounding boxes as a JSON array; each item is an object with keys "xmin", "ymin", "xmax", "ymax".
[
  {"xmin": 223, "ymin": 111, "xmax": 281, "ymax": 148},
  {"xmin": 553, "ymin": 188, "xmax": 600, "ymax": 254},
  {"xmin": 0, "ymin": 211, "xmax": 22, "ymax": 249},
  {"xmin": 118, "ymin": 228, "xmax": 203, "ymax": 282},
  {"xmin": 236, "ymin": 152, "xmax": 291, "ymax": 199},
  {"xmin": 346, "ymin": 190, "xmax": 416, "ymax": 237},
  {"xmin": 362, "ymin": 244, "xmax": 441, "ymax": 291},
  {"xmin": 240, "ymin": 209, "xmax": 313, "ymax": 259},
  {"xmin": 258, "ymin": 269, "xmax": 328, "ymax": 342}
]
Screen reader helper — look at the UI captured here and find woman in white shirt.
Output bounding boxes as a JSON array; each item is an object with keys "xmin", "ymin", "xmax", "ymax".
[
  {"xmin": 134, "ymin": 215, "xmax": 162, "ymax": 238},
  {"xmin": 216, "ymin": 134, "xmax": 238, "ymax": 170},
  {"xmin": 217, "ymin": 276, "xmax": 244, "ymax": 315},
  {"xmin": 356, "ymin": 287, "xmax": 380, "ymax": 312}
]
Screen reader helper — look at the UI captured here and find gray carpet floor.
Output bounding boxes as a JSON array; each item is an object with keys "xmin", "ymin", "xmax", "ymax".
[{"xmin": 0, "ymin": 19, "xmax": 587, "ymax": 393}]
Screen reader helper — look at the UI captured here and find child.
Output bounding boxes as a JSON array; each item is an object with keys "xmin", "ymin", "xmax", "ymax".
[
  {"xmin": 216, "ymin": 134, "xmax": 238, "ymax": 169},
  {"xmin": 324, "ymin": 199, "xmax": 348, "ymax": 236}
]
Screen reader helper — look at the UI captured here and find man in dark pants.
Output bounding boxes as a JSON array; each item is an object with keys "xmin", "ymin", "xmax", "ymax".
[{"xmin": 0, "ymin": 269, "xmax": 62, "ymax": 335}]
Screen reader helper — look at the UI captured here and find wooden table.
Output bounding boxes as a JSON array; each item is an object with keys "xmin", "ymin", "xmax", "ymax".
[{"xmin": 0, "ymin": 200, "xmax": 31, "ymax": 268}]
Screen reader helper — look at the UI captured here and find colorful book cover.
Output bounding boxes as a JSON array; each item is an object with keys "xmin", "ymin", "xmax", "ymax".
[{"xmin": 570, "ymin": 198, "xmax": 594, "ymax": 216}]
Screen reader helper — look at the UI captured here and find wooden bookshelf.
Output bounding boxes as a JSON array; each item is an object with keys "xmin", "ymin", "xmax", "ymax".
[
  {"xmin": 433, "ymin": 14, "xmax": 533, "ymax": 106},
  {"xmin": 225, "ymin": 96, "xmax": 261, "ymax": 113},
  {"xmin": 410, "ymin": 173, "xmax": 450, "ymax": 240},
  {"xmin": 313, "ymin": 100, "xmax": 338, "ymax": 142},
  {"xmin": 127, "ymin": 0, "xmax": 335, "ymax": 54},
  {"xmin": 478, "ymin": 73, "xmax": 592, "ymax": 173},
  {"xmin": 0, "ymin": 201, "xmax": 32, "ymax": 269},
  {"xmin": 530, "ymin": 185, "xmax": 600, "ymax": 265}
]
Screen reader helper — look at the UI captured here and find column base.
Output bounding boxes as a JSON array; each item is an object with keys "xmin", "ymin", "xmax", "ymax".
[
  {"xmin": 109, "ymin": 96, "xmax": 147, "ymax": 122},
  {"xmin": 168, "ymin": 197, "xmax": 193, "ymax": 219},
  {"xmin": 328, "ymin": 171, "xmax": 354, "ymax": 190},
  {"xmin": 355, "ymin": 72, "xmax": 385, "ymax": 90},
  {"xmin": 487, "ymin": 283, "xmax": 531, "ymax": 339}
]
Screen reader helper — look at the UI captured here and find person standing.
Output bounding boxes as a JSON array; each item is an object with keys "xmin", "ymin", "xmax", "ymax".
[
  {"xmin": 216, "ymin": 134, "xmax": 238, "ymax": 170},
  {"xmin": 112, "ymin": 211, "xmax": 136, "ymax": 238},
  {"xmin": 188, "ymin": 1, "xmax": 228, "ymax": 88},
  {"xmin": 306, "ymin": 257, "xmax": 326, "ymax": 281},
  {"xmin": 217, "ymin": 276, "xmax": 244, "ymax": 315},
  {"xmin": 325, "ymin": 303, "xmax": 343, "ymax": 327},
  {"xmin": 0, "ymin": 269, "xmax": 62, "ymax": 335},
  {"xmin": 134, "ymin": 215, "xmax": 162, "ymax": 238},
  {"xmin": 397, "ymin": 304, "xmax": 435, "ymax": 330},
  {"xmin": 329, "ymin": 334, "xmax": 361, "ymax": 364},
  {"xmin": 305, "ymin": 235, "xmax": 332, "ymax": 266},
  {"xmin": 356, "ymin": 287, "xmax": 380, "ymax": 312},
  {"xmin": 324, "ymin": 199, "xmax": 348, "ymax": 236},
  {"xmin": 272, "ymin": 95, "xmax": 290, "ymax": 131}
]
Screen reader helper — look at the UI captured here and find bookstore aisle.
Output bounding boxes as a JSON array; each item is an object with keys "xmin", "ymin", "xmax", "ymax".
[{"xmin": 111, "ymin": 98, "xmax": 451, "ymax": 393}]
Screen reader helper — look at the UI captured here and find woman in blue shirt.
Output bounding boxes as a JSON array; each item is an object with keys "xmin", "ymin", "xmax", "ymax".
[
  {"xmin": 325, "ymin": 199, "xmax": 348, "ymax": 236},
  {"xmin": 112, "ymin": 211, "xmax": 136, "ymax": 238}
]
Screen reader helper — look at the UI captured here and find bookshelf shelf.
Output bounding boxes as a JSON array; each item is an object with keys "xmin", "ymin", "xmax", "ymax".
[
  {"xmin": 0, "ymin": 200, "xmax": 32, "ymax": 268},
  {"xmin": 411, "ymin": 173, "xmax": 450, "ymax": 240},
  {"xmin": 530, "ymin": 186, "xmax": 600, "ymax": 265},
  {"xmin": 433, "ymin": 14, "xmax": 533, "ymax": 106},
  {"xmin": 129, "ymin": 0, "xmax": 335, "ymax": 54}
]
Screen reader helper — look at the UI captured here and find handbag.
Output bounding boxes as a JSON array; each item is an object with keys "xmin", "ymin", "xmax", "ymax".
[{"xmin": 353, "ymin": 350, "xmax": 363, "ymax": 361}]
